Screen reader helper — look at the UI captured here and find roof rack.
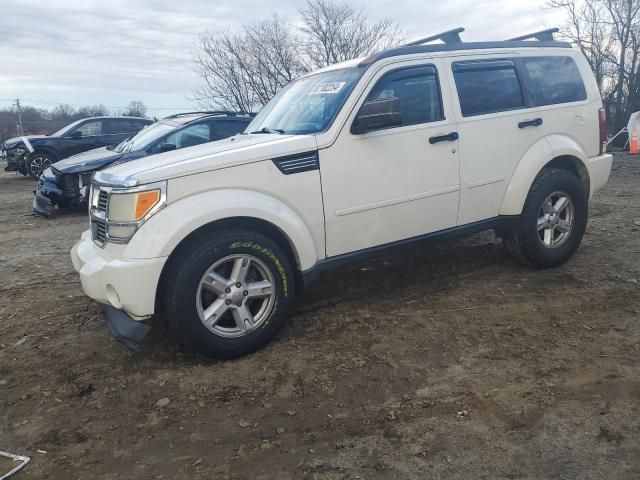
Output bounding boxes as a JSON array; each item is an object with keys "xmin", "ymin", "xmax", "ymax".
[
  {"xmin": 359, "ymin": 27, "xmax": 569, "ymax": 66},
  {"xmin": 508, "ymin": 28, "xmax": 560, "ymax": 42},
  {"xmin": 404, "ymin": 28, "xmax": 465, "ymax": 46}
]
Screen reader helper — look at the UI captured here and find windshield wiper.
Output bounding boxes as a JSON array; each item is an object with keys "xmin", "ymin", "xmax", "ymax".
[{"xmin": 250, "ymin": 127, "xmax": 285, "ymax": 134}]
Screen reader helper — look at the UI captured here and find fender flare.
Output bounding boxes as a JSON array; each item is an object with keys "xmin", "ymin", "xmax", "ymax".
[
  {"xmin": 500, "ymin": 135, "xmax": 590, "ymax": 216},
  {"xmin": 123, "ymin": 189, "xmax": 320, "ymax": 271},
  {"xmin": 29, "ymin": 146, "xmax": 60, "ymax": 161}
]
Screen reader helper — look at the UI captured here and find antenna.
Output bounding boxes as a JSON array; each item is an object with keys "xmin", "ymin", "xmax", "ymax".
[
  {"xmin": 404, "ymin": 28, "xmax": 465, "ymax": 47},
  {"xmin": 509, "ymin": 28, "xmax": 560, "ymax": 42}
]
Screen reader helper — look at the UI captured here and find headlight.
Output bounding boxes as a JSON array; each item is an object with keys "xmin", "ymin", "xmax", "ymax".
[{"xmin": 89, "ymin": 181, "xmax": 167, "ymax": 246}]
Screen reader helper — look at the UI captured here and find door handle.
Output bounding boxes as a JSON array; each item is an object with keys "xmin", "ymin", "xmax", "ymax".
[
  {"xmin": 518, "ymin": 118, "xmax": 543, "ymax": 129},
  {"xmin": 429, "ymin": 132, "xmax": 459, "ymax": 144}
]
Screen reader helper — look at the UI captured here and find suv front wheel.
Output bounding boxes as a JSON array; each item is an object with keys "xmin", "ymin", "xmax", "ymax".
[
  {"xmin": 162, "ymin": 228, "xmax": 295, "ymax": 359},
  {"xmin": 504, "ymin": 168, "xmax": 588, "ymax": 268},
  {"xmin": 26, "ymin": 152, "xmax": 54, "ymax": 179}
]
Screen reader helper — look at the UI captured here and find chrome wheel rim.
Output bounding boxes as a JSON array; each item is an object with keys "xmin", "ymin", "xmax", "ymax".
[
  {"xmin": 196, "ymin": 254, "xmax": 276, "ymax": 338},
  {"xmin": 537, "ymin": 191, "xmax": 574, "ymax": 249},
  {"xmin": 29, "ymin": 156, "xmax": 51, "ymax": 177}
]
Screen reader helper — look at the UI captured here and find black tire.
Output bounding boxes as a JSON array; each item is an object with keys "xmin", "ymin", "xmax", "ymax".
[
  {"xmin": 504, "ymin": 168, "xmax": 588, "ymax": 268},
  {"xmin": 162, "ymin": 228, "xmax": 295, "ymax": 359},
  {"xmin": 26, "ymin": 152, "xmax": 55, "ymax": 179}
]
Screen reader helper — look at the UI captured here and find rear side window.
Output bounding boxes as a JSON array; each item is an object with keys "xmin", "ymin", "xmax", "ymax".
[
  {"xmin": 453, "ymin": 60, "xmax": 525, "ymax": 116},
  {"xmin": 522, "ymin": 56, "xmax": 587, "ymax": 106},
  {"xmin": 365, "ymin": 65, "xmax": 444, "ymax": 128}
]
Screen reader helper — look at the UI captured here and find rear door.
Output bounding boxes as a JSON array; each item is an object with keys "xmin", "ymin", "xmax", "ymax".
[
  {"xmin": 444, "ymin": 54, "xmax": 589, "ymax": 225},
  {"xmin": 102, "ymin": 118, "xmax": 146, "ymax": 146}
]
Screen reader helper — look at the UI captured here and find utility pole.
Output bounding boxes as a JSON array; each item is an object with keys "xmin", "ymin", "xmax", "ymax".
[{"xmin": 14, "ymin": 98, "xmax": 24, "ymax": 136}]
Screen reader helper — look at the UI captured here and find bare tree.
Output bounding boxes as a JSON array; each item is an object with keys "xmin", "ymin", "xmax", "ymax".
[
  {"xmin": 124, "ymin": 101, "xmax": 147, "ymax": 118},
  {"xmin": 51, "ymin": 104, "xmax": 76, "ymax": 121},
  {"xmin": 193, "ymin": 1, "xmax": 405, "ymax": 110},
  {"xmin": 194, "ymin": 15, "xmax": 307, "ymax": 112},
  {"xmin": 77, "ymin": 104, "xmax": 109, "ymax": 117},
  {"xmin": 551, "ymin": 0, "xmax": 640, "ymax": 132},
  {"xmin": 299, "ymin": 0, "xmax": 405, "ymax": 68}
]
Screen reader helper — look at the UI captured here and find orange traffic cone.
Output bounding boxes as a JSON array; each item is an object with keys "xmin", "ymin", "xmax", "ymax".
[{"xmin": 630, "ymin": 134, "xmax": 639, "ymax": 154}]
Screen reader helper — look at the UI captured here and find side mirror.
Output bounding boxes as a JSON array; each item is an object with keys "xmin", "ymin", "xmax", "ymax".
[
  {"xmin": 69, "ymin": 130, "xmax": 82, "ymax": 139},
  {"xmin": 351, "ymin": 97, "xmax": 402, "ymax": 134},
  {"xmin": 158, "ymin": 143, "xmax": 177, "ymax": 153}
]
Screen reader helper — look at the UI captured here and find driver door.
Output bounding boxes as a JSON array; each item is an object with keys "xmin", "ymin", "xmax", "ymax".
[
  {"xmin": 320, "ymin": 60, "xmax": 461, "ymax": 257},
  {"xmin": 64, "ymin": 119, "xmax": 104, "ymax": 157}
]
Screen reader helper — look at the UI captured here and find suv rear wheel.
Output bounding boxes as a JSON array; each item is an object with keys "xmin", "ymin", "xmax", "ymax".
[
  {"xmin": 504, "ymin": 168, "xmax": 588, "ymax": 268},
  {"xmin": 26, "ymin": 152, "xmax": 54, "ymax": 179},
  {"xmin": 162, "ymin": 228, "xmax": 295, "ymax": 359}
]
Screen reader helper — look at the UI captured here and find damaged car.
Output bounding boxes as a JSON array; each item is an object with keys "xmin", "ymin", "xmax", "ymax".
[
  {"xmin": 5, "ymin": 116, "xmax": 151, "ymax": 179},
  {"xmin": 33, "ymin": 112, "xmax": 253, "ymax": 217}
]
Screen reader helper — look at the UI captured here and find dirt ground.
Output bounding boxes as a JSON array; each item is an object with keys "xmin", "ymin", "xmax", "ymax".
[{"xmin": 0, "ymin": 154, "xmax": 639, "ymax": 480}]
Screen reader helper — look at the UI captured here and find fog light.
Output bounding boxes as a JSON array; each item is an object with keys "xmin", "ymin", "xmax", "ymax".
[{"xmin": 108, "ymin": 224, "xmax": 136, "ymax": 239}]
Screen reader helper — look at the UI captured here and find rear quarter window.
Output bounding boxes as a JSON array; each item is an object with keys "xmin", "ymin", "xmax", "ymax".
[
  {"xmin": 522, "ymin": 56, "xmax": 587, "ymax": 106},
  {"xmin": 453, "ymin": 60, "xmax": 525, "ymax": 117}
]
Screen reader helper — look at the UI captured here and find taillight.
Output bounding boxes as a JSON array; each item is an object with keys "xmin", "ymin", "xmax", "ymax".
[{"xmin": 598, "ymin": 108, "xmax": 607, "ymax": 155}]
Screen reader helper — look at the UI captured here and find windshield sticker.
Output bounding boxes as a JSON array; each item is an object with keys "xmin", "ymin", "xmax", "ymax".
[{"xmin": 310, "ymin": 82, "xmax": 346, "ymax": 95}]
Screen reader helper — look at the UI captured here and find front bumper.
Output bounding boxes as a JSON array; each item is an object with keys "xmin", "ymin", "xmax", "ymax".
[{"xmin": 70, "ymin": 231, "xmax": 167, "ymax": 319}]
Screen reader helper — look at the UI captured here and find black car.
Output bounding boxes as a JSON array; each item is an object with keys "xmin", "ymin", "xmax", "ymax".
[
  {"xmin": 33, "ymin": 112, "xmax": 253, "ymax": 217},
  {"xmin": 4, "ymin": 116, "xmax": 152, "ymax": 178}
]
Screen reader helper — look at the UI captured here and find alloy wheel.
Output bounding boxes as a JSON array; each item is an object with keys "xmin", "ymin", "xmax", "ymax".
[
  {"xmin": 196, "ymin": 254, "xmax": 276, "ymax": 338},
  {"xmin": 537, "ymin": 191, "xmax": 574, "ymax": 248}
]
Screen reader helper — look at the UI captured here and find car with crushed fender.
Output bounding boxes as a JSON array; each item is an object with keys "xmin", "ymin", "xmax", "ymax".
[{"xmin": 4, "ymin": 116, "xmax": 151, "ymax": 178}]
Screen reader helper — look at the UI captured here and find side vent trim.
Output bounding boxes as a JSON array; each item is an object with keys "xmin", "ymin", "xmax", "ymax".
[{"xmin": 272, "ymin": 151, "xmax": 319, "ymax": 175}]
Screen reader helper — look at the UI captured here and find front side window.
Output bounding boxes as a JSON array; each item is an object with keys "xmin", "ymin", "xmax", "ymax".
[
  {"xmin": 247, "ymin": 67, "xmax": 365, "ymax": 135},
  {"xmin": 522, "ymin": 56, "xmax": 587, "ymax": 106},
  {"xmin": 363, "ymin": 65, "xmax": 444, "ymax": 129},
  {"xmin": 453, "ymin": 60, "xmax": 525, "ymax": 116},
  {"xmin": 72, "ymin": 120, "xmax": 103, "ymax": 137},
  {"xmin": 152, "ymin": 123, "xmax": 211, "ymax": 152},
  {"xmin": 212, "ymin": 120, "xmax": 247, "ymax": 140}
]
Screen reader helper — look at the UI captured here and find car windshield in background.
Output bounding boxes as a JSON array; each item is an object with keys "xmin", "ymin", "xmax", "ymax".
[
  {"xmin": 247, "ymin": 67, "xmax": 365, "ymax": 135},
  {"xmin": 115, "ymin": 122, "xmax": 175, "ymax": 153}
]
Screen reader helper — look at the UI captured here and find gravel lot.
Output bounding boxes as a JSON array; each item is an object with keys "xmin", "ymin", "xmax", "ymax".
[{"xmin": 1, "ymin": 154, "xmax": 639, "ymax": 479}]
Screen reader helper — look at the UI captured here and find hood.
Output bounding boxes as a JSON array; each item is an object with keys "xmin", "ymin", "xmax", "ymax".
[
  {"xmin": 52, "ymin": 147, "xmax": 127, "ymax": 174},
  {"xmin": 97, "ymin": 134, "xmax": 318, "ymax": 186},
  {"xmin": 3, "ymin": 135, "xmax": 47, "ymax": 149}
]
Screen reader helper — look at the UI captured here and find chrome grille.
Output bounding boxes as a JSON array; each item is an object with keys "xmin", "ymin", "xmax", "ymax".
[{"xmin": 97, "ymin": 190, "xmax": 109, "ymax": 212}]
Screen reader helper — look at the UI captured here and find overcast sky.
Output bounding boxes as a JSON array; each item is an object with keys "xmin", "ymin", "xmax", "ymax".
[{"xmin": 0, "ymin": 0, "xmax": 563, "ymax": 118}]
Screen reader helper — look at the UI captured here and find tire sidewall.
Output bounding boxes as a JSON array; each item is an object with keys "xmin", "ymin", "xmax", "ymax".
[
  {"xmin": 519, "ymin": 170, "xmax": 588, "ymax": 267},
  {"xmin": 168, "ymin": 231, "xmax": 294, "ymax": 358}
]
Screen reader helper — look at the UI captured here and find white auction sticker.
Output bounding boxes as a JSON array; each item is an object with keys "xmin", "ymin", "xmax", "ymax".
[{"xmin": 310, "ymin": 82, "xmax": 346, "ymax": 95}]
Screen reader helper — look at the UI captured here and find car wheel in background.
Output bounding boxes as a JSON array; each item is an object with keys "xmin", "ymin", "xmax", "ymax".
[
  {"xmin": 504, "ymin": 168, "xmax": 588, "ymax": 268},
  {"xmin": 162, "ymin": 228, "xmax": 295, "ymax": 359},
  {"xmin": 26, "ymin": 153, "xmax": 54, "ymax": 179}
]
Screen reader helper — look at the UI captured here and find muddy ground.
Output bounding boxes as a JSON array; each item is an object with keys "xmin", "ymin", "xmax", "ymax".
[{"xmin": 0, "ymin": 154, "xmax": 639, "ymax": 480}]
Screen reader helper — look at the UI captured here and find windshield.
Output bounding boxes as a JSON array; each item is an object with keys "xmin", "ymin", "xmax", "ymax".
[
  {"xmin": 113, "ymin": 122, "xmax": 175, "ymax": 153},
  {"xmin": 51, "ymin": 119, "xmax": 86, "ymax": 137},
  {"xmin": 246, "ymin": 67, "xmax": 365, "ymax": 135}
]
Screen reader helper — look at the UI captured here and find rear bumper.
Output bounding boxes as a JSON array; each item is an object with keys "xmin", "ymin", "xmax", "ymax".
[
  {"xmin": 587, "ymin": 153, "xmax": 613, "ymax": 197},
  {"xmin": 70, "ymin": 231, "xmax": 167, "ymax": 318}
]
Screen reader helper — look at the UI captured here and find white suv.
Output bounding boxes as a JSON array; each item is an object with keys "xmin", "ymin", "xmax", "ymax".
[{"xmin": 71, "ymin": 28, "xmax": 613, "ymax": 358}]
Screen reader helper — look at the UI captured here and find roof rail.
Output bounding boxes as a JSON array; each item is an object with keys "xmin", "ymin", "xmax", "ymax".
[
  {"xmin": 404, "ymin": 28, "xmax": 465, "ymax": 46},
  {"xmin": 508, "ymin": 28, "xmax": 560, "ymax": 42},
  {"xmin": 165, "ymin": 111, "xmax": 253, "ymax": 119}
]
